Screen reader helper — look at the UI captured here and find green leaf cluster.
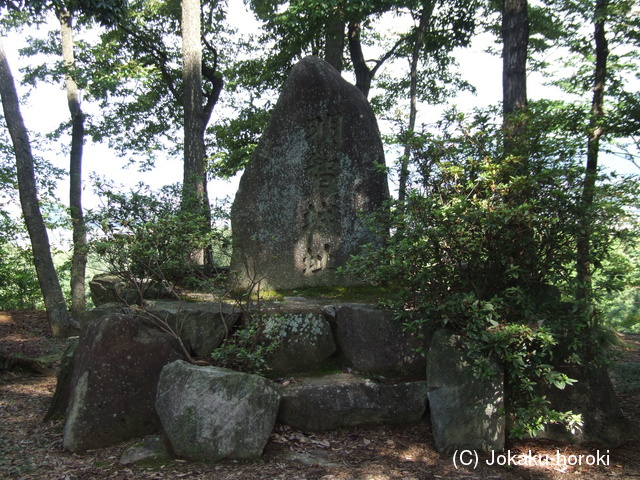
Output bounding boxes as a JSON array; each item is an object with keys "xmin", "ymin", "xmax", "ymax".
[
  {"xmin": 86, "ymin": 181, "xmax": 231, "ymax": 287},
  {"xmin": 210, "ymin": 313, "xmax": 280, "ymax": 375},
  {"xmin": 0, "ymin": 227, "xmax": 42, "ymax": 310},
  {"xmin": 346, "ymin": 105, "xmax": 640, "ymax": 438}
]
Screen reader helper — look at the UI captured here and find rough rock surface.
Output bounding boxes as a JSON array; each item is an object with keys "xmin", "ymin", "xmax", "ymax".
[
  {"xmin": 230, "ymin": 55, "xmax": 389, "ymax": 289},
  {"xmin": 333, "ymin": 304, "xmax": 427, "ymax": 376},
  {"xmin": 427, "ymin": 329, "xmax": 505, "ymax": 453},
  {"xmin": 278, "ymin": 373, "xmax": 428, "ymax": 433},
  {"xmin": 146, "ymin": 301, "xmax": 241, "ymax": 358},
  {"xmin": 156, "ymin": 361, "xmax": 281, "ymax": 462},
  {"xmin": 537, "ymin": 365, "xmax": 629, "ymax": 447},
  {"xmin": 63, "ymin": 314, "xmax": 185, "ymax": 453},
  {"xmin": 262, "ymin": 311, "xmax": 337, "ymax": 375},
  {"xmin": 119, "ymin": 435, "xmax": 172, "ymax": 465},
  {"xmin": 44, "ymin": 336, "xmax": 79, "ymax": 421},
  {"xmin": 89, "ymin": 274, "xmax": 173, "ymax": 306}
]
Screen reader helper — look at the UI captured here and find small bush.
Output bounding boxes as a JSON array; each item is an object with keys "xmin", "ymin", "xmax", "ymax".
[
  {"xmin": 210, "ymin": 314, "xmax": 280, "ymax": 375},
  {"xmin": 87, "ymin": 181, "xmax": 231, "ymax": 293}
]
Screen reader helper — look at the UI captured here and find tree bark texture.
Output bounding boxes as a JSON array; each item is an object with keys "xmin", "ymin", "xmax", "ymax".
[
  {"xmin": 577, "ymin": 0, "xmax": 609, "ymax": 305},
  {"xmin": 348, "ymin": 20, "xmax": 407, "ymax": 100},
  {"xmin": 0, "ymin": 38, "xmax": 73, "ymax": 338},
  {"xmin": 181, "ymin": 0, "xmax": 210, "ymax": 265},
  {"xmin": 348, "ymin": 21, "xmax": 372, "ymax": 98},
  {"xmin": 324, "ymin": 6, "xmax": 345, "ymax": 73},
  {"xmin": 60, "ymin": 10, "xmax": 88, "ymax": 316},
  {"xmin": 398, "ymin": 7, "xmax": 431, "ymax": 204},
  {"xmin": 502, "ymin": 0, "xmax": 528, "ymax": 117},
  {"xmin": 502, "ymin": 0, "xmax": 529, "ymax": 158}
]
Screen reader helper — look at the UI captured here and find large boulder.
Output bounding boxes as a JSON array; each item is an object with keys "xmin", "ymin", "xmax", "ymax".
[
  {"xmin": 536, "ymin": 365, "xmax": 628, "ymax": 447},
  {"xmin": 427, "ymin": 329, "xmax": 505, "ymax": 453},
  {"xmin": 278, "ymin": 373, "xmax": 428, "ymax": 432},
  {"xmin": 262, "ymin": 311, "xmax": 337, "ymax": 375},
  {"xmin": 146, "ymin": 301, "xmax": 241, "ymax": 358},
  {"xmin": 44, "ymin": 336, "xmax": 79, "ymax": 421},
  {"xmin": 333, "ymin": 304, "xmax": 427, "ymax": 376},
  {"xmin": 63, "ymin": 314, "xmax": 186, "ymax": 452},
  {"xmin": 156, "ymin": 361, "xmax": 281, "ymax": 462},
  {"xmin": 89, "ymin": 274, "xmax": 173, "ymax": 306},
  {"xmin": 230, "ymin": 55, "xmax": 389, "ymax": 290}
]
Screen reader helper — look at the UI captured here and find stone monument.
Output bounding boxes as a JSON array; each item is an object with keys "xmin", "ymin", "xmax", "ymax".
[{"xmin": 230, "ymin": 56, "xmax": 389, "ymax": 289}]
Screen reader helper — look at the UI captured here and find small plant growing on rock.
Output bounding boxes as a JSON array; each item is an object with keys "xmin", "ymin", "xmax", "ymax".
[{"xmin": 211, "ymin": 313, "xmax": 280, "ymax": 375}]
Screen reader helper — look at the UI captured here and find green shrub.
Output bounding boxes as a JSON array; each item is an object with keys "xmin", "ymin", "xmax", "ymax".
[
  {"xmin": 87, "ymin": 181, "xmax": 231, "ymax": 292},
  {"xmin": 347, "ymin": 106, "xmax": 639, "ymax": 437},
  {"xmin": 0, "ymin": 242, "xmax": 42, "ymax": 310},
  {"xmin": 210, "ymin": 314, "xmax": 280, "ymax": 375}
]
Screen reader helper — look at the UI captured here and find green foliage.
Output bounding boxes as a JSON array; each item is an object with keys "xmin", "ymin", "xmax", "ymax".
[
  {"xmin": 210, "ymin": 313, "xmax": 279, "ymax": 375},
  {"xmin": 599, "ymin": 246, "xmax": 640, "ymax": 332},
  {"xmin": 0, "ymin": 0, "xmax": 128, "ymax": 25},
  {"xmin": 0, "ymin": 239, "xmax": 42, "ymax": 310},
  {"xmin": 209, "ymin": 105, "xmax": 271, "ymax": 178},
  {"xmin": 347, "ymin": 106, "xmax": 640, "ymax": 438},
  {"xmin": 87, "ymin": 181, "xmax": 231, "ymax": 289}
]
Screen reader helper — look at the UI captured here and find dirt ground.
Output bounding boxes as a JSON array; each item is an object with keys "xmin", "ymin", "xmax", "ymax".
[{"xmin": 1, "ymin": 310, "xmax": 640, "ymax": 480}]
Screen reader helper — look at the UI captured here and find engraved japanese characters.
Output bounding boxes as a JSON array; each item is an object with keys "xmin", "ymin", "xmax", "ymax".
[{"xmin": 230, "ymin": 56, "xmax": 389, "ymax": 289}]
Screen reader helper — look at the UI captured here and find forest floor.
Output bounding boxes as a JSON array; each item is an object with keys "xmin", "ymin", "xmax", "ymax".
[{"xmin": 1, "ymin": 310, "xmax": 640, "ymax": 480}]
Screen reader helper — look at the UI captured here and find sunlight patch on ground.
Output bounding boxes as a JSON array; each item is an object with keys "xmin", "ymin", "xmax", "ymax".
[{"xmin": 0, "ymin": 313, "xmax": 14, "ymax": 324}]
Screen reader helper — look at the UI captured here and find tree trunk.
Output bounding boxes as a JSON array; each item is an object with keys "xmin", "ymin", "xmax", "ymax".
[
  {"xmin": 325, "ymin": 6, "xmax": 345, "ymax": 73},
  {"xmin": 347, "ymin": 21, "xmax": 372, "ymax": 98},
  {"xmin": 181, "ymin": 0, "xmax": 210, "ymax": 265},
  {"xmin": 577, "ymin": 0, "xmax": 609, "ymax": 307},
  {"xmin": 0, "ymin": 38, "xmax": 75, "ymax": 338},
  {"xmin": 398, "ymin": 7, "xmax": 431, "ymax": 204},
  {"xmin": 500, "ymin": 0, "xmax": 535, "ymax": 290},
  {"xmin": 502, "ymin": 0, "xmax": 529, "ymax": 156},
  {"xmin": 60, "ymin": 10, "xmax": 87, "ymax": 317}
]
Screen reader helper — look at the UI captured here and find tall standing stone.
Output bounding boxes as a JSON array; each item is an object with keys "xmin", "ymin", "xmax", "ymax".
[{"xmin": 230, "ymin": 56, "xmax": 388, "ymax": 290}]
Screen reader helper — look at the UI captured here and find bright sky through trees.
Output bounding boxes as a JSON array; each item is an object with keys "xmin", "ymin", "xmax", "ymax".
[{"xmin": 2, "ymin": 0, "xmax": 638, "ymax": 222}]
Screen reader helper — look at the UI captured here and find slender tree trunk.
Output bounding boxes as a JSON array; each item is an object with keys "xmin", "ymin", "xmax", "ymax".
[
  {"xmin": 502, "ymin": 0, "xmax": 529, "ymax": 157},
  {"xmin": 0, "ymin": 38, "xmax": 75, "ymax": 338},
  {"xmin": 398, "ymin": 7, "xmax": 431, "ymax": 204},
  {"xmin": 182, "ymin": 0, "xmax": 210, "ymax": 265},
  {"xmin": 325, "ymin": 5, "xmax": 345, "ymax": 73},
  {"xmin": 347, "ymin": 21, "xmax": 372, "ymax": 98},
  {"xmin": 501, "ymin": 0, "xmax": 535, "ymax": 290},
  {"xmin": 577, "ymin": 0, "xmax": 609, "ymax": 306},
  {"xmin": 60, "ymin": 10, "xmax": 87, "ymax": 316}
]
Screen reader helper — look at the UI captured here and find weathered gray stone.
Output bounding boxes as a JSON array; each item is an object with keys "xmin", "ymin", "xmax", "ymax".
[
  {"xmin": 89, "ymin": 274, "xmax": 174, "ymax": 306},
  {"xmin": 278, "ymin": 373, "xmax": 428, "ymax": 432},
  {"xmin": 427, "ymin": 329, "xmax": 505, "ymax": 453},
  {"xmin": 262, "ymin": 311, "xmax": 337, "ymax": 375},
  {"xmin": 536, "ymin": 365, "xmax": 628, "ymax": 447},
  {"xmin": 63, "ymin": 314, "xmax": 185, "ymax": 453},
  {"xmin": 156, "ymin": 361, "xmax": 281, "ymax": 462},
  {"xmin": 78, "ymin": 303, "xmax": 132, "ymax": 326},
  {"xmin": 146, "ymin": 300, "xmax": 241, "ymax": 358},
  {"xmin": 230, "ymin": 55, "xmax": 389, "ymax": 290},
  {"xmin": 89, "ymin": 274, "xmax": 136, "ymax": 305},
  {"xmin": 334, "ymin": 304, "xmax": 427, "ymax": 376},
  {"xmin": 119, "ymin": 435, "xmax": 172, "ymax": 465},
  {"xmin": 44, "ymin": 336, "xmax": 79, "ymax": 421}
]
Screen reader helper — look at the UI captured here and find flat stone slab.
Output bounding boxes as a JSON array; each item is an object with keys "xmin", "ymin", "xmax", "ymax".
[{"xmin": 278, "ymin": 373, "xmax": 428, "ymax": 432}]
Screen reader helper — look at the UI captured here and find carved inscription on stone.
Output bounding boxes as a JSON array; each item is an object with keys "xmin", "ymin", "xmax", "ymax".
[{"xmin": 302, "ymin": 113, "xmax": 343, "ymax": 274}]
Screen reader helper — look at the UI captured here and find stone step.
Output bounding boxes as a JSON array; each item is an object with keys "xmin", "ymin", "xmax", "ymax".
[{"xmin": 277, "ymin": 373, "xmax": 428, "ymax": 433}]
